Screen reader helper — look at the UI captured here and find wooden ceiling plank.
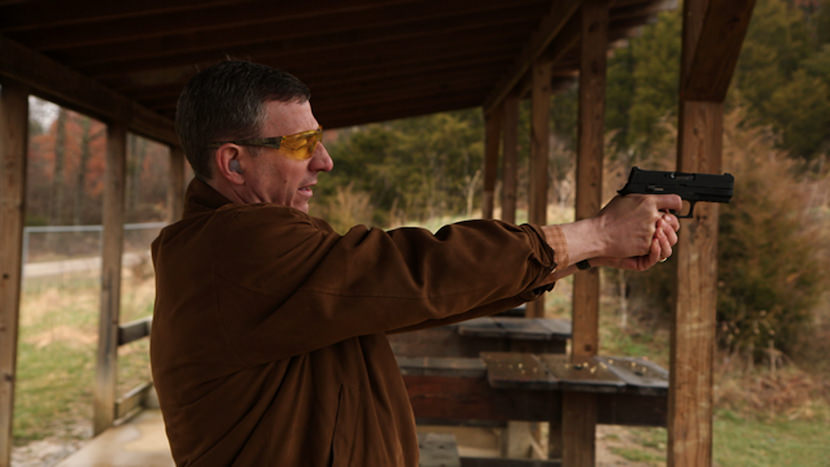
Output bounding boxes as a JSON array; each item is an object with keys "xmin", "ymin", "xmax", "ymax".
[
  {"xmin": 59, "ymin": 4, "xmax": 539, "ymax": 67},
  {"xmin": 10, "ymin": 0, "xmax": 528, "ymax": 52},
  {"xmin": 148, "ymin": 69, "xmax": 494, "ymax": 117},
  {"xmin": 681, "ymin": 0, "xmax": 755, "ymax": 101},
  {"xmin": 513, "ymin": 13, "xmax": 581, "ymax": 98},
  {"xmin": 610, "ymin": 0, "xmax": 675, "ymax": 22},
  {"xmin": 483, "ymin": 0, "xmax": 581, "ymax": 113},
  {"xmin": 149, "ymin": 67, "xmax": 499, "ymax": 116},
  {"xmin": 0, "ymin": 35, "xmax": 176, "ymax": 145},
  {"xmin": 88, "ymin": 27, "xmax": 526, "ymax": 81},
  {"xmin": 2, "ymin": 1, "xmax": 668, "ymax": 131},
  {"xmin": 118, "ymin": 44, "xmax": 519, "ymax": 101},
  {"xmin": 0, "ymin": 0, "xmax": 237, "ymax": 31}
]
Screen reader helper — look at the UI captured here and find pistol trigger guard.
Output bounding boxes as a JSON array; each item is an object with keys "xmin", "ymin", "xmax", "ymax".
[{"xmin": 676, "ymin": 202, "xmax": 695, "ymax": 219}]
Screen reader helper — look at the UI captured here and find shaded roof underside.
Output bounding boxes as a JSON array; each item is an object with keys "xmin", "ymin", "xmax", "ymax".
[{"xmin": 1, "ymin": 0, "xmax": 670, "ymax": 135}]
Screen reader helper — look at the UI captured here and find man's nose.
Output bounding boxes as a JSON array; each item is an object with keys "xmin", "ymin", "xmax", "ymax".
[{"xmin": 310, "ymin": 143, "xmax": 333, "ymax": 172}]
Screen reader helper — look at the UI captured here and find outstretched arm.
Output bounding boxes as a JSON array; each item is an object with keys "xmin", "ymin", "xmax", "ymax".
[{"xmin": 541, "ymin": 193, "xmax": 682, "ymax": 282}]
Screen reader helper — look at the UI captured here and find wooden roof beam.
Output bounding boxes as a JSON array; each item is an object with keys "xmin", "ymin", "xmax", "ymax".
[
  {"xmin": 62, "ymin": 5, "xmax": 536, "ymax": 68},
  {"xmin": 512, "ymin": 12, "xmax": 581, "ymax": 99},
  {"xmin": 131, "ymin": 48, "xmax": 518, "ymax": 106},
  {"xmin": 89, "ymin": 26, "xmax": 528, "ymax": 81},
  {"xmin": 102, "ymin": 32, "xmax": 525, "ymax": 94},
  {"xmin": 0, "ymin": 0, "xmax": 242, "ymax": 31},
  {"xmin": 681, "ymin": 0, "xmax": 755, "ymax": 101},
  {"xmin": 10, "ymin": 0, "xmax": 527, "ymax": 52},
  {"xmin": 483, "ymin": 0, "xmax": 581, "ymax": 113},
  {"xmin": 0, "ymin": 35, "xmax": 177, "ymax": 145}
]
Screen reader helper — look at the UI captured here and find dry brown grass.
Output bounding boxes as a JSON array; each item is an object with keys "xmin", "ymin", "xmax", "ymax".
[{"xmin": 715, "ymin": 354, "xmax": 830, "ymax": 421}]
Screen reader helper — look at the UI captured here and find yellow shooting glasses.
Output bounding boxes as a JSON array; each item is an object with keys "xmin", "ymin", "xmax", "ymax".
[{"xmin": 208, "ymin": 126, "xmax": 323, "ymax": 160}]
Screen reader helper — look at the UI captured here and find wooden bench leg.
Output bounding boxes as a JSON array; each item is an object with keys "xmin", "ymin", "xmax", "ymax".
[
  {"xmin": 418, "ymin": 432, "xmax": 460, "ymax": 467},
  {"xmin": 562, "ymin": 392, "xmax": 597, "ymax": 467}
]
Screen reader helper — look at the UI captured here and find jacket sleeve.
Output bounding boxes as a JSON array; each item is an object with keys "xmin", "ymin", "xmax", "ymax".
[{"xmin": 211, "ymin": 207, "xmax": 559, "ymax": 365}]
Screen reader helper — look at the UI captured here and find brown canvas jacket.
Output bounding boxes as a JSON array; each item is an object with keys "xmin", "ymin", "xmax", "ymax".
[{"xmin": 150, "ymin": 178, "xmax": 562, "ymax": 466}]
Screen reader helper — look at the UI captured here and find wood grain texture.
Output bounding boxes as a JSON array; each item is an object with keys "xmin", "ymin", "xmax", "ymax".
[
  {"xmin": 482, "ymin": 109, "xmax": 502, "ymax": 219},
  {"xmin": 484, "ymin": 0, "xmax": 581, "ymax": 112},
  {"xmin": 563, "ymin": 392, "xmax": 597, "ymax": 466},
  {"xmin": 0, "ymin": 36, "xmax": 176, "ymax": 145},
  {"xmin": 94, "ymin": 122, "xmax": 127, "ymax": 435},
  {"xmin": 0, "ymin": 78, "xmax": 28, "ymax": 467},
  {"xmin": 682, "ymin": 0, "xmax": 756, "ymax": 101},
  {"xmin": 526, "ymin": 58, "xmax": 552, "ymax": 319},
  {"xmin": 565, "ymin": 2, "xmax": 608, "ymax": 464},
  {"xmin": 501, "ymin": 95, "xmax": 519, "ymax": 225},
  {"xmin": 670, "ymin": 100, "xmax": 722, "ymax": 467},
  {"xmin": 670, "ymin": 0, "xmax": 733, "ymax": 461}
]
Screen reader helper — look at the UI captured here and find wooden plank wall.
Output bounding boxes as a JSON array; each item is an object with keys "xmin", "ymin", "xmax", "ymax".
[
  {"xmin": 0, "ymin": 79, "xmax": 28, "ymax": 467},
  {"xmin": 563, "ymin": 2, "xmax": 608, "ymax": 466}
]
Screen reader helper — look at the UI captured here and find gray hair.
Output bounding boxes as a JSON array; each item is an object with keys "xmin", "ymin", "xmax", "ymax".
[{"xmin": 175, "ymin": 60, "xmax": 311, "ymax": 180}]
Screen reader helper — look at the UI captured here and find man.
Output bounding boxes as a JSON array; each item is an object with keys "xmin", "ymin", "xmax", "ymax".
[{"xmin": 151, "ymin": 60, "xmax": 681, "ymax": 466}]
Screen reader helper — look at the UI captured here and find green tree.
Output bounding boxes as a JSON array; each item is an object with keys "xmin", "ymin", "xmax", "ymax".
[
  {"xmin": 731, "ymin": 0, "xmax": 830, "ymax": 158},
  {"xmin": 734, "ymin": 0, "xmax": 811, "ymax": 114},
  {"xmin": 765, "ymin": 68, "xmax": 830, "ymax": 158},
  {"xmin": 601, "ymin": 9, "xmax": 681, "ymax": 161},
  {"xmin": 628, "ymin": 10, "xmax": 681, "ymax": 159},
  {"xmin": 318, "ymin": 110, "xmax": 484, "ymax": 227}
]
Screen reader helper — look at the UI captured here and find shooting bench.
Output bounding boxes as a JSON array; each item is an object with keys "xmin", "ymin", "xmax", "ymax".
[
  {"xmin": 389, "ymin": 316, "xmax": 572, "ymax": 357},
  {"xmin": 392, "ymin": 316, "xmax": 669, "ymax": 465}
]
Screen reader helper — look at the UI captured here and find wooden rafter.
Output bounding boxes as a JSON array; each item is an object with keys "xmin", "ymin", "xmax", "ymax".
[
  {"xmin": 0, "ymin": 35, "xmax": 176, "ymax": 145},
  {"xmin": 681, "ymin": 0, "xmax": 756, "ymax": 101},
  {"xmin": 483, "ymin": 0, "xmax": 581, "ymax": 113},
  {"xmin": 10, "ymin": 0, "xmax": 526, "ymax": 52}
]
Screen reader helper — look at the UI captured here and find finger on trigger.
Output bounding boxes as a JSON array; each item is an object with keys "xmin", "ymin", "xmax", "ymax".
[{"xmin": 656, "ymin": 194, "xmax": 683, "ymax": 212}]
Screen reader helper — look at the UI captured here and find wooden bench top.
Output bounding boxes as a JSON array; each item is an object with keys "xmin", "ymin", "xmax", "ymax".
[
  {"xmin": 389, "ymin": 317, "xmax": 571, "ymax": 358},
  {"xmin": 398, "ymin": 352, "xmax": 668, "ymax": 396},
  {"xmin": 457, "ymin": 317, "xmax": 571, "ymax": 340},
  {"xmin": 400, "ymin": 352, "xmax": 668, "ymax": 427}
]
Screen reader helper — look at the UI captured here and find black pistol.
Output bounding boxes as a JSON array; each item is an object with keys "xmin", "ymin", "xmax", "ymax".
[{"xmin": 617, "ymin": 167, "xmax": 734, "ymax": 218}]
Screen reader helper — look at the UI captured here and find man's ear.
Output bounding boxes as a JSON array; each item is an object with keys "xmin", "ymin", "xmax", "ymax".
[{"xmin": 213, "ymin": 144, "xmax": 245, "ymax": 184}]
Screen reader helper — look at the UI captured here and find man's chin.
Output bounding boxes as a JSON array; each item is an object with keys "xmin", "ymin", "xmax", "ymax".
[{"xmin": 293, "ymin": 201, "xmax": 310, "ymax": 213}]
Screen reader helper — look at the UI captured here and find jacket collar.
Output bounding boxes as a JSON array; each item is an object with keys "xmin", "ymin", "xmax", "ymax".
[{"xmin": 183, "ymin": 177, "xmax": 234, "ymax": 217}]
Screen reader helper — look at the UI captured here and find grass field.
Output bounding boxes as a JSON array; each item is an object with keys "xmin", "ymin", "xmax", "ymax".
[
  {"xmin": 14, "ymin": 258, "xmax": 154, "ymax": 445},
  {"xmin": 563, "ymin": 289, "xmax": 830, "ymax": 466}
]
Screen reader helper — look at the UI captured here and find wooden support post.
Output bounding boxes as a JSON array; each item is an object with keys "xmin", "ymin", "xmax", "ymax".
[
  {"xmin": 501, "ymin": 95, "xmax": 519, "ymax": 225},
  {"xmin": 482, "ymin": 109, "xmax": 501, "ymax": 219},
  {"xmin": 667, "ymin": 0, "xmax": 746, "ymax": 463},
  {"xmin": 0, "ymin": 79, "xmax": 29, "ymax": 467},
  {"xmin": 168, "ymin": 146, "xmax": 186, "ymax": 222},
  {"xmin": 564, "ymin": 2, "xmax": 608, "ymax": 466},
  {"xmin": 526, "ymin": 58, "xmax": 552, "ymax": 319},
  {"xmin": 669, "ymin": 100, "xmax": 721, "ymax": 467},
  {"xmin": 572, "ymin": 0, "xmax": 607, "ymax": 362},
  {"xmin": 94, "ymin": 122, "xmax": 127, "ymax": 435}
]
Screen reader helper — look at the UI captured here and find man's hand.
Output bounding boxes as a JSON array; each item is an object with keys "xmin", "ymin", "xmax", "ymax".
[
  {"xmin": 594, "ymin": 194, "xmax": 681, "ymax": 260},
  {"xmin": 545, "ymin": 194, "xmax": 682, "ymax": 277},
  {"xmin": 591, "ymin": 212, "xmax": 680, "ymax": 271}
]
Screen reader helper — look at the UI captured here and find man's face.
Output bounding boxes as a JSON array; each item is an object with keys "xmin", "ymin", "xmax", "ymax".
[{"xmin": 239, "ymin": 99, "xmax": 333, "ymax": 213}]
